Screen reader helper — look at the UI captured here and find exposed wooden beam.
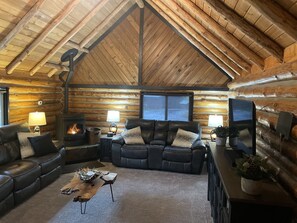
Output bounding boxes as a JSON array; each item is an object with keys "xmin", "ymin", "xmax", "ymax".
[
  {"xmin": 0, "ymin": 0, "xmax": 47, "ymax": 50},
  {"xmin": 47, "ymin": 68, "xmax": 58, "ymax": 78},
  {"xmin": 6, "ymin": 0, "xmax": 80, "ymax": 74},
  {"xmin": 228, "ymin": 61, "xmax": 297, "ymax": 89},
  {"xmin": 80, "ymin": 1, "xmax": 128, "ymax": 48},
  {"xmin": 147, "ymin": 0, "xmax": 235, "ymax": 79},
  {"xmin": 135, "ymin": 0, "xmax": 145, "ymax": 8},
  {"xmin": 44, "ymin": 62, "xmax": 69, "ymax": 72},
  {"xmin": 138, "ymin": 8, "xmax": 144, "ymax": 85},
  {"xmin": 204, "ymin": 0, "xmax": 283, "ymax": 61},
  {"xmin": 178, "ymin": 0, "xmax": 264, "ymax": 68},
  {"xmin": 247, "ymin": 0, "xmax": 297, "ymax": 42},
  {"xmin": 67, "ymin": 40, "xmax": 89, "ymax": 53},
  {"xmin": 29, "ymin": 0, "xmax": 109, "ymax": 76},
  {"xmin": 160, "ymin": 0, "xmax": 250, "ymax": 73}
]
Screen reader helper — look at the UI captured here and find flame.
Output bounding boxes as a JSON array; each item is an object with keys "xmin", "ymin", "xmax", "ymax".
[{"xmin": 67, "ymin": 123, "xmax": 81, "ymax": 134}]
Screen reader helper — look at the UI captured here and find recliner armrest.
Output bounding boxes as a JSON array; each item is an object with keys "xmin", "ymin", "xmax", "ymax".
[
  {"xmin": 150, "ymin": 140, "xmax": 166, "ymax": 146},
  {"xmin": 112, "ymin": 135, "xmax": 125, "ymax": 145},
  {"xmin": 191, "ymin": 139, "xmax": 205, "ymax": 150}
]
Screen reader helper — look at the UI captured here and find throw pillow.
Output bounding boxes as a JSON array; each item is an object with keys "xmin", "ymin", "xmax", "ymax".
[
  {"xmin": 171, "ymin": 128, "xmax": 198, "ymax": 148},
  {"xmin": 28, "ymin": 133, "xmax": 57, "ymax": 157},
  {"xmin": 121, "ymin": 126, "xmax": 145, "ymax": 145},
  {"xmin": 17, "ymin": 132, "xmax": 40, "ymax": 159}
]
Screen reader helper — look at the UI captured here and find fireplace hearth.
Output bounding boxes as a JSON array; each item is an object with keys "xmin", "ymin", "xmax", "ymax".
[{"xmin": 56, "ymin": 114, "xmax": 86, "ymax": 146}]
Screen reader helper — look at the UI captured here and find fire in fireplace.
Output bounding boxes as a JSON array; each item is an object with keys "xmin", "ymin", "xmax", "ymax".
[{"xmin": 56, "ymin": 114, "xmax": 86, "ymax": 146}]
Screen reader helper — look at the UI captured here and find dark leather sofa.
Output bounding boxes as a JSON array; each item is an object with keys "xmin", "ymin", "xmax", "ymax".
[
  {"xmin": 0, "ymin": 123, "xmax": 65, "ymax": 216},
  {"xmin": 112, "ymin": 119, "xmax": 206, "ymax": 174}
]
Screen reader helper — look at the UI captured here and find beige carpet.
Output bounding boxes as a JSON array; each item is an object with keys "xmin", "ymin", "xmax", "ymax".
[{"xmin": 0, "ymin": 163, "xmax": 212, "ymax": 223}]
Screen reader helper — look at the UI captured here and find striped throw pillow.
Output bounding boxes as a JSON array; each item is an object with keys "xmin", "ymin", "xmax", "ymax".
[
  {"xmin": 171, "ymin": 128, "xmax": 198, "ymax": 148},
  {"xmin": 121, "ymin": 126, "xmax": 145, "ymax": 145}
]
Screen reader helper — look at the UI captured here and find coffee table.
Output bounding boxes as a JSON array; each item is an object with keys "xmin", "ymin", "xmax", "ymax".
[{"xmin": 61, "ymin": 170, "xmax": 117, "ymax": 214}]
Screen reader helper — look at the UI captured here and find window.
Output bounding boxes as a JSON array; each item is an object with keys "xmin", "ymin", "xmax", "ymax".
[
  {"xmin": 0, "ymin": 87, "xmax": 9, "ymax": 126},
  {"xmin": 140, "ymin": 92, "xmax": 193, "ymax": 121}
]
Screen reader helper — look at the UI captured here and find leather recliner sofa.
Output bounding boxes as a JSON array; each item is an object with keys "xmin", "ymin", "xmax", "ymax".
[
  {"xmin": 112, "ymin": 119, "xmax": 206, "ymax": 174},
  {"xmin": 0, "ymin": 123, "xmax": 65, "ymax": 216}
]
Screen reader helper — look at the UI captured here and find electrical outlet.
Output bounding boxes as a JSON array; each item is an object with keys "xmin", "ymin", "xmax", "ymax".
[{"xmin": 37, "ymin": 100, "xmax": 43, "ymax": 106}]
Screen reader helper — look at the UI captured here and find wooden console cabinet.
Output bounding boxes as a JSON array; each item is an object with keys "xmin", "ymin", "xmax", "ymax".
[{"xmin": 207, "ymin": 142, "xmax": 295, "ymax": 223}]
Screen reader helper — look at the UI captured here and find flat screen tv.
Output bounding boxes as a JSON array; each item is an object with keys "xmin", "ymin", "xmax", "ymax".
[{"xmin": 229, "ymin": 98, "xmax": 256, "ymax": 155}]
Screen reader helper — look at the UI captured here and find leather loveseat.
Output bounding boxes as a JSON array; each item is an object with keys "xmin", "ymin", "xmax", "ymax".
[
  {"xmin": 0, "ymin": 123, "xmax": 65, "ymax": 216},
  {"xmin": 112, "ymin": 119, "xmax": 206, "ymax": 174}
]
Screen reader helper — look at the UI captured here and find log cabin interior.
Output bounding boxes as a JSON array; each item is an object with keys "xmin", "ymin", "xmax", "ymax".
[{"xmin": 0, "ymin": 0, "xmax": 297, "ymax": 222}]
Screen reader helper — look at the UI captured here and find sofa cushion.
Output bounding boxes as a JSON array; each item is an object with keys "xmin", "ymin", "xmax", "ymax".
[
  {"xmin": 26, "ymin": 153, "xmax": 61, "ymax": 174},
  {"xmin": 0, "ymin": 175, "xmax": 13, "ymax": 201},
  {"xmin": 171, "ymin": 128, "xmax": 198, "ymax": 148},
  {"xmin": 125, "ymin": 119, "xmax": 154, "ymax": 144},
  {"xmin": 17, "ymin": 132, "xmax": 40, "ymax": 159},
  {"xmin": 0, "ymin": 145, "xmax": 11, "ymax": 165},
  {"xmin": 28, "ymin": 133, "xmax": 57, "ymax": 157},
  {"xmin": 121, "ymin": 144, "xmax": 148, "ymax": 159},
  {"xmin": 167, "ymin": 121, "xmax": 200, "ymax": 145},
  {"xmin": 121, "ymin": 127, "xmax": 145, "ymax": 145},
  {"xmin": 0, "ymin": 160, "xmax": 41, "ymax": 191},
  {"xmin": 163, "ymin": 146, "xmax": 192, "ymax": 162},
  {"xmin": 154, "ymin": 121, "xmax": 169, "ymax": 141}
]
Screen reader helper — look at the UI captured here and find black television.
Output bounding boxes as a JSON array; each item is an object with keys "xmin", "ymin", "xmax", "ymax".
[{"xmin": 229, "ymin": 98, "xmax": 256, "ymax": 155}]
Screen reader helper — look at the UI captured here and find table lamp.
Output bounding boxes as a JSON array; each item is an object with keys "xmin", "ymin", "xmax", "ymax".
[
  {"xmin": 107, "ymin": 110, "xmax": 120, "ymax": 136},
  {"xmin": 28, "ymin": 112, "xmax": 47, "ymax": 133}
]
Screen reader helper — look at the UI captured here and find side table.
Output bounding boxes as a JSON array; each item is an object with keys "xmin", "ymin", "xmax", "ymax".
[{"xmin": 100, "ymin": 134, "xmax": 115, "ymax": 162}]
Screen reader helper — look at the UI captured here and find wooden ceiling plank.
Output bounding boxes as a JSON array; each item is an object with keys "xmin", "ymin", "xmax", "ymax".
[
  {"xmin": 79, "ymin": 1, "xmax": 129, "ymax": 48},
  {"xmin": 150, "ymin": 0, "xmax": 240, "ymax": 76},
  {"xmin": 67, "ymin": 40, "xmax": 89, "ymax": 53},
  {"xmin": 29, "ymin": 0, "xmax": 109, "ymax": 76},
  {"xmin": 6, "ymin": 0, "xmax": 81, "ymax": 74},
  {"xmin": 247, "ymin": 0, "xmax": 297, "ymax": 42},
  {"xmin": 146, "ymin": 0, "xmax": 235, "ymax": 79},
  {"xmin": 163, "ymin": 0, "xmax": 250, "ymax": 72},
  {"xmin": 204, "ymin": 0, "xmax": 284, "ymax": 61},
  {"xmin": 178, "ymin": 0, "xmax": 264, "ymax": 68},
  {"xmin": 0, "ymin": 0, "xmax": 47, "ymax": 50},
  {"xmin": 47, "ymin": 68, "xmax": 58, "ymax": 77}
]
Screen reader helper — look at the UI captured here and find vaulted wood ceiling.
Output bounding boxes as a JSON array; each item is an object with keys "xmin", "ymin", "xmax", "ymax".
[{"xmin": 0, "ymin": 0, "xmax": 296, "ymax": 89}]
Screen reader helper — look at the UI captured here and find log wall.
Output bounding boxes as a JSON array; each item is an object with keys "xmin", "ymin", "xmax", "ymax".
[
  {"xmin": 68, "ymin": 87, "xmax": 230, "ymax": 139},
  {"xmin": 229, "ymin": 43, "xmax": 297, "ymax": 199},
  {"xmin": 0, "ymin": 71, "xmax": 63, "ymax": 135}
]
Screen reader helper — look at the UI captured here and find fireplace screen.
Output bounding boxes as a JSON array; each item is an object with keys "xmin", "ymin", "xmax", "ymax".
[{"xmin": 67, "ymin": 123, "xmax": 84, "ymax": 135}]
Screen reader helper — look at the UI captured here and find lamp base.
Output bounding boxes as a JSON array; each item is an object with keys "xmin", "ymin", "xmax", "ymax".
[
  {"xmin": 33, "ymin": 126, "xmax": 41, "ymax": 134},
  {"xmin": 107, "ymin": 132, "xmax": 114, "ymax": 137}
]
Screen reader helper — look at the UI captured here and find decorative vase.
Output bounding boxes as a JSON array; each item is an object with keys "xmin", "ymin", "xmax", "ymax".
[
  {"xmin": 241, "ymin": 177, "xmax": 262, "ymax": 195},
  {"xmin": 216, "ymin": 137, "xmax": 227, "ymax": 146},
  {"xmin": 229, "ymin": 137, "xmax": 238, "ymax": 147}
]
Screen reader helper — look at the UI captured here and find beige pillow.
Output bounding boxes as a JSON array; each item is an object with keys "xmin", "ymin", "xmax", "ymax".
[
  {"xmin": 17, "ymin": 132, "xmax": 40, "ymax": 158},
  {"xmin": 121, "ymin": 126, "xmax": 145, "ymax": 145},
  {"xmin": 171, "ymin": 128, "xmax": 198, "ymax": 148}
]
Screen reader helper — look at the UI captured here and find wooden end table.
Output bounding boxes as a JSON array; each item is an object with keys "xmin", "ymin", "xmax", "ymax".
[{"xmin": 61, "ymin": 171, "xmax": 117, "ymax": 214}]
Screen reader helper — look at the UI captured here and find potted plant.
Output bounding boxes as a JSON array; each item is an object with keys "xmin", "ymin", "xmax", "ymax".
[
  {"xmin": 228, "ymin": 126, "xmax": 239, "ymax": 147},
  {"xmin": 236, "ymin": 155, "xmax": 272, "ymax": 195},
  {"xmin": 210, "ymin": 126, "xmax": 229, "ymax": 146}
]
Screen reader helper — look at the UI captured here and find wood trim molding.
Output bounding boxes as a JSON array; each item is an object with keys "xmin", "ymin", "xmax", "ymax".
[{"xmin": 138, "ymin": 8, "xmax": 144, "ymax": 85}]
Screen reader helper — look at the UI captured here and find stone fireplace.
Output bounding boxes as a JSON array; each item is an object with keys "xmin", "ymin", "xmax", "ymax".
[{"xmin": 56, "ymin": 113, "xmax": 86, "ymax": 146}]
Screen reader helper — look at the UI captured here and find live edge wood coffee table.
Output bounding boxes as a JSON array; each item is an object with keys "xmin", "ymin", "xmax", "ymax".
[{"xmin": 61, "ymin": 170, "xmax": 117, "ymax": 214}]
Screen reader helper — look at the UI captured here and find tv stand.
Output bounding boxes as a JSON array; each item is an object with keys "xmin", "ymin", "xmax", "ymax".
[{"xmin": 207, "ymin": 142, "xmax": 295, "ymax": 223}]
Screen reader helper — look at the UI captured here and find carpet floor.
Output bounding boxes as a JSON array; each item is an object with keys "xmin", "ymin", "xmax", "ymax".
[{"xmin": 0, "ymin": 163, "xmax": 212, "ymax": 223}]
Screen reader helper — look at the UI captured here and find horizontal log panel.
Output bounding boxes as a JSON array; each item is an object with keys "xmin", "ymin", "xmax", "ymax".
[
  {"xmin": 10, "ymin": 94, "xmax": 62, "ymax": 101},
  {"xmin": 69, "ymin": 97, "xmax": 139, "ymax": 105},
  {"xmin": 69, "ymin": 91, "xmax": 140, "ymax": 99},
  {"xmin": 68, "ymin": 103, "xmax": 139, "ymax": 111},
  {"xmin": 9, "ymin": 104, "xmax": 62, "ymax": 116},
  {"xmin": 253, "ymin": 98, "xmax": 297, "ymax": 115},
  {"xmin": 236, "ymin": 80, "xmax": 297, "ymax": 98},
  {"xmin": 193, "ymin": 100, "xmax": 228, "ymax": 108},
  {"xmin": 9, "ymin": 86, "xmax": 62, "ymax": 94}
]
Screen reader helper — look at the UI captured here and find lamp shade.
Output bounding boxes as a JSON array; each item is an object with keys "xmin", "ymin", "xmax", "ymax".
[
  {"xmin": 107, "ymin": 110, "xmax": 120, "ymax": 122},
  {"xmin": 208, "ymin": 115, "xmax": 223, "ymax": 127},
  {"xmin": 28, "ymin": 112, "xmax": 47, "ymax": 126}
]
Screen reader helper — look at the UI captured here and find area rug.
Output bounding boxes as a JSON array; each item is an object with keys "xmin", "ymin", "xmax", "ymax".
[
  {"xmin": 0, "ymin": 163, "xmax": 212, "ymax": 223},
  {"xmin": 62, "ymin": 160, "xmax": 105, "ymax": 174}
]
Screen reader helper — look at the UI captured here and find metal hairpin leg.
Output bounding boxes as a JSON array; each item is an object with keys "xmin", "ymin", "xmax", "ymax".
[
  {"xmin": 80, "ymin": 201, "xmax": 87, "ymax": 214},
  {"xmin": 109, "ymin": 184, "xmax": 114, "ymax": 202}
]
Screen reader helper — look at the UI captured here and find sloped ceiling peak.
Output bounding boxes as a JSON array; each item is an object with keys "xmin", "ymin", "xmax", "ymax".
[{"xmin": 72, "ymin": 6, "xmax": 229, "ymax": 88}]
